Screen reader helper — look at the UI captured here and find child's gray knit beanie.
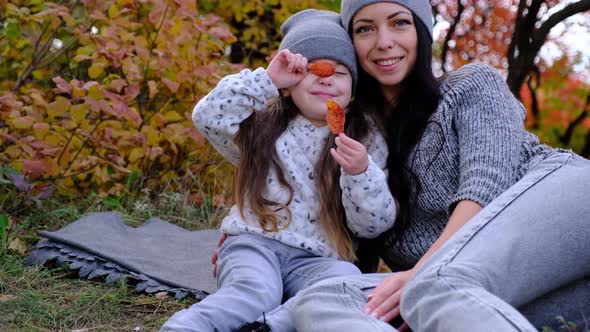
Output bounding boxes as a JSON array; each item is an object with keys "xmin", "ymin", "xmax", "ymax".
[{"xmin": 279, "ymin": 9, "xmax": 358, "ymax": 90}]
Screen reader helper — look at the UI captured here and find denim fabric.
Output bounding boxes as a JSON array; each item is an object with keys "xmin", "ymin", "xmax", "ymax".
[
  {"xmin": 293, "ymin": 152, "xmax": 590, "ymax": 331},
  {"xmin": 401, "ymin": 152, "xmax": 590, "ymax": 331},
  {"xmin": 160, "ymin": 233, "xmax": 360, "ymax": 332},
  {"xmin": 293, "ymin": 274, "xmax": 395, "ymax": 331}
]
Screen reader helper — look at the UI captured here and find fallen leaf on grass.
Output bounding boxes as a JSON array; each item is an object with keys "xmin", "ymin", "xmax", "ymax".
[
  {"xmin": 8, "ymin": 238, "xmax": 27, "ymax": 255},
  {"xmin": 155, "ymin": 291, "xmax": 169, "ymax": 300},
  {"xmin": 0, "ymin": 295, "xmax": 16, "ymax": 303}
]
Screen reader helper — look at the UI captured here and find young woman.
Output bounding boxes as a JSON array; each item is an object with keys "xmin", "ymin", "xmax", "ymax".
[
  {"xmin": 291, "ymin": 1, "xmax": 590, "ymax": 331},
  {"xmin": 160, "ymin": 9, "xmax": 396, "ymax": 332}
]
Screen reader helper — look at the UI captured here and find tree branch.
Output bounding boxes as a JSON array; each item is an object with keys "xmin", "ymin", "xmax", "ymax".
[
  {"xmin": 508, "ymin": 0, "xmax": 590, "ymax": 95},
  {"xmin": 526, "ymin": 68, "xmax": 541, "ymax": 129},
  {"xmin": 582, "ymin": 129, "xmax": 590, "ymax": 158},
  {"xmin": 535, "ymin": 0, "xmax": 590, "ymax": 45},
  {"xmin": 560, "ymin": 94, "xmax": 590, "ymax": 146},
  {"xmin": 528, "ymin": 0, "xmax": 590, "ymax": 68}
]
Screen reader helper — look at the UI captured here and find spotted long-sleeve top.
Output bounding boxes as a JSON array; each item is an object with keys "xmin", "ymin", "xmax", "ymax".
[{"xmin": 193, "ymin": 68, "xmax": 396, "ymax": 260}]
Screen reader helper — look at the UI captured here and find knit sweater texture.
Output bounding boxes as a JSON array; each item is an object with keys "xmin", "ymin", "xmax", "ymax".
[
  {"xmin": 380, "ymin": 63, "xmax": 555, "ymax": 270},
  {"xmin": 193, "ymin": 68, "xmax": 396, "ymax": 260}
]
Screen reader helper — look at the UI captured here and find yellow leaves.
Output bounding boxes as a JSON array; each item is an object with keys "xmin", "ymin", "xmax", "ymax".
[
  {"xmin": 163, "ymin": 111, "xmax": 183, "ymax": 123},
  {"xmin": 70, "ymin": 103, "xmax": 88, "ymax": 124},
  {"xmin": 44, "ymin": 133, "xmax": 65, "ymax": 146},
  {"xmin": 108, "ymin": 4, "xmax": 120, "ymax": 19},
  {"xmin": 87, "ymin": 84, "xmax": 104, "ymax": 100},
  {"xmin": 117, "ymin": 0, "xmax": 135, "ymax": 6},
  {"xmin": 128, "ymin": 147, "xmax": 145, "ymax": 163},
  {"xmin": 5, "ymin": 146, "xmax": 21, "ymax": 159},
  {"xmin": 88, "ymin": 57, "xmax": 109, "ymax": 79},
  {"xmin": 74, "ymin": 45, "xmax": 96, "ymax": 62},
  {"xmin": 32, "ymin": 123, "xmax": 50, "ymax": 139},
  {"xmin": 0, "ymin": 0, "xmax": 249, "ymax": 199},
  {"xmin": 47, "ymin": 96, "xmax": 70, "ymax": 119},
  {"xmin": 11, "ymin": 116, "xmax": 35, "ymax": 129},
  {"xmin": 142, "ymin": 126, "xmax": 160, "ymax": 145},
  {"xmin": 148, "ymin": 146, "xmax": 164, "ymax": 160},
  {"xmin": 73, "ymin": 86, "xmax": 86, "ymax": 99}
]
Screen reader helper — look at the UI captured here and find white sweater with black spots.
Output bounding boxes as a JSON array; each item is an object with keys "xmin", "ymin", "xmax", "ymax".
[{"xmin": 193, "ymin": 68, "xmax": 395, "ymax": 260}]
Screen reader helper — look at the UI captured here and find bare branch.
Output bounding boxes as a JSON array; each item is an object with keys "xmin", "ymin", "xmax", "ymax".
[
  {"xmin": 530, "ymin": 0, "xmax": 590, "ymax": 54},
  {"xmin": 508, "ymin": 0, "xmax": 590, "ymax": 94},
  {"xmin": 559, "ymin": 94, "xmax": 590, "ymax": 146}
]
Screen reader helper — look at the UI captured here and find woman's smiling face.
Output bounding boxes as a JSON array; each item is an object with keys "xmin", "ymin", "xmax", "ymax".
[{"xmin": 351, "ymin": 2, "xmax": 418, "ymax": 99}]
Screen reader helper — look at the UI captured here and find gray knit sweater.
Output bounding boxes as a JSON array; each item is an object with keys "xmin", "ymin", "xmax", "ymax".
[{"xmin": 380, "ymin": 63, "xmax": 555, "ymax": 270}]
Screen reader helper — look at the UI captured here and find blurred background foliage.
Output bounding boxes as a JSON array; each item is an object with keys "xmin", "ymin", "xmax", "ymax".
[
  {"xmin": 1, "ymin": 0, "xmax": 589, "ymax": 208},
  {"xmin": 1, "ymin": 2, "xmax": 588, "ymax": 330}
]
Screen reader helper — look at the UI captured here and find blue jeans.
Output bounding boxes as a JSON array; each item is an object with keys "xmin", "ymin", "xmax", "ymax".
[
  {"xmin": 160, "ymin": 233, "xmax": 360, "ymax": 332},
  {"xmin": 293, "ymin": 152, "xmax": 590, "ymax": 331}
]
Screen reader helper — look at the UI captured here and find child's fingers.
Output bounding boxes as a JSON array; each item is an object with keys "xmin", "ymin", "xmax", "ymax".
[
  {"xmin": 298, "ymin": 57, "xmax": 308, "ymax": 74},
  {"xmin": 276, "ymin": 49, "xmax": 292, "ymax": 67},
  {"xmin": 286, "ymin": 52, "xmax": 296, "ymax": 72},
  {"xmin": 330, "ymin": 148, "xmax": 350, "ymax": 169},
  {"xmin": 293, "ymin": 54, "xmax": 307, "ymax": 73},
  {"xmin": 337, "ymin": 133, "xmax": 365, "ymax": 150},
  {"xmin": 335, "ymin": 137, "xmax": 359, "ymax": 157},
  {"xmin": 287, "ymin": 53, "xmax": 303, "ymax": 73}
]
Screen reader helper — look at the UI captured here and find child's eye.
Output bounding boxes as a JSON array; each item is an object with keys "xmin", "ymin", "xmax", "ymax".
[{"xmin": 335, "ymin": 71, "xmax": 348, "ymax": 76}]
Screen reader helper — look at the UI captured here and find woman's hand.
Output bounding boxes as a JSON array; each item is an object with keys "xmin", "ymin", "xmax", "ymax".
[
  {"xmin": 211, "ymin": 233, "xmax": 227, "ymax": 278},
  {"xmin": 365, "ymin": 269, "xmax": 416, "ymax": 328},
  {"xmin": 331, "ymin": 133, "xmax": 369, "ymax": 175},
  {"xmin": 266, "ymin": 49, "xmax": 308, "ymax": 89}
]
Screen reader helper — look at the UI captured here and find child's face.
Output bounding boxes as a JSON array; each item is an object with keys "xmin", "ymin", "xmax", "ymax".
[{"xmin": 286, "ymin": 59, "xmax": 352, "ymax": 127}]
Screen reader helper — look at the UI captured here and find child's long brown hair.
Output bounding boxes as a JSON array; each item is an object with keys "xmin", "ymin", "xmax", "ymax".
[{"xmin": 234, "ymin": 96, "xmax": 376, "ymax": 261}]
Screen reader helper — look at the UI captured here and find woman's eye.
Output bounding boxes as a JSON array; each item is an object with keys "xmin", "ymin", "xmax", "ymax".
[
  {"xmin": 354, "ymin": 26, "xmax": 371, "ymax": 34},
  {"xmin": 394, "ymin": 19, "xmax": 411, "ymax": 27}
]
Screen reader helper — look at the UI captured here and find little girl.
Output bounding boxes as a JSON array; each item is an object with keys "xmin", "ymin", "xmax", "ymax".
[{"xmin": 161, "ymin": 9, "xmax": 396, "ymax": 332}]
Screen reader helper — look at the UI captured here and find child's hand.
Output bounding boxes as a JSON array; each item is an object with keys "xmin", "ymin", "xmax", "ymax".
[
  {"xmin": 266, "ymin": 49, "xmax": 308, "ymax": 89},
  {"xmin": 331, "ymin": 133, "xmax": 369, "ymax": 175}
]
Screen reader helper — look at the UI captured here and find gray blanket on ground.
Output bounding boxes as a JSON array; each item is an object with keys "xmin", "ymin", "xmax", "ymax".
[
  {"xmin": 25, "ymin": 212, "xmax": 218, "ymax": 300},
  {"xmin": 23, "ymin": 212, "xmax": 590, "ymax": 330}
]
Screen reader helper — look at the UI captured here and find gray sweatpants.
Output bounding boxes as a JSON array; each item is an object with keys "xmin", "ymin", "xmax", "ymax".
[
  {"xmin": 293, "ymin": 151, "xmax": 590, "ymax": 331},
  {"xmin": 160, "ymin": 233, "xmax": 361, "ymax": 332}
]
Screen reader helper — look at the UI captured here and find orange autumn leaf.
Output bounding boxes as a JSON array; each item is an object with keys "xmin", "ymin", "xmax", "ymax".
[
  {"xmin": 326, "ymin": 100, "xmax": 345, "ymax": 134},
  {"xmin": 309, "ymin": 62, "xmax": 335, "ymax": 78}
]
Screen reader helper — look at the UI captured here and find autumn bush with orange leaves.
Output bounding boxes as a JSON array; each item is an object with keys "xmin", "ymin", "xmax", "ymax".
[{"xmin": 0, "ymin": 0, "xmax": 241, "ymax": 204}]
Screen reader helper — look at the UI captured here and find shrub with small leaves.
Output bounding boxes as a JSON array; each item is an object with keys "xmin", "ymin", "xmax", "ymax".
[{"xmin": 0, "ymin": 0, "xmax": 238, "ymax": 200}]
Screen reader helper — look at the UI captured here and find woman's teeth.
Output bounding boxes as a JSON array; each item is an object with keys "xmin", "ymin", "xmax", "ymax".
[{"xmin": 376, "ymin": 58, "xmax": 402, "ymax": 66}]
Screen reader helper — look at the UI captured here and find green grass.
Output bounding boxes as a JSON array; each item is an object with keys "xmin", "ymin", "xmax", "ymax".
[
  {"xmin": 1, "ymin": 255, "xmax": 187, "ymax": 331},
  {"xmin": 0, "ymin": 181, "xmax": 226, "ymax": 331},
  {"xmin": 0, "ymin": 180, "xmax": 587, "ymax": 331}
]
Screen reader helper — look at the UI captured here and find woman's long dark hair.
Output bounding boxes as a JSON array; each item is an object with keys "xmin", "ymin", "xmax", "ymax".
[{"xmin": 354, "ymin": 15, "xmax": 441, "ymax": 241}]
